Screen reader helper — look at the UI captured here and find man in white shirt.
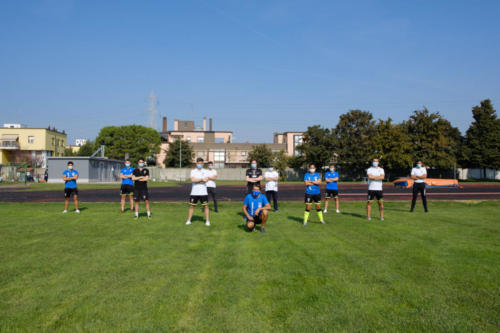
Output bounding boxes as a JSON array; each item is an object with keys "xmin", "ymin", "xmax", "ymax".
[
  {"xmin": 186, "ymin": 157, "xmax": 211, "ymax": 226},
  {"xmin": 410, "ymin": 160, "xmax": 428, "ymax": 212},
  {"xmin": 366, "ymin": 158, "xmax": 385, "ymax": 221},
  {"xmin": 205, "ymin": 161, "xmax": 218, "ymax": 212},
  {"xmin": 264, "ymin": 164, "xmax": 279, "ymax": 212}
]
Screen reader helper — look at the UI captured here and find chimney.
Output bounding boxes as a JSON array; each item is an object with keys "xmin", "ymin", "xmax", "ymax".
[
  {"xmin": 174, "ymin": 120, "xmax": 179, "ymax": 131},
  {"xmin": 209, "ymin": 118, "xmax": 213, "ymax": 131},
  {"xmin": 162, "ymin": 117, "xmax": 167, "ymax": 132},
  {"xmin": 203, "ymin": 117, "xmax": 207, "ymax": 131}
]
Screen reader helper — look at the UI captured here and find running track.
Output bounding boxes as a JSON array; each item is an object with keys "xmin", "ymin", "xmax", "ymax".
[{"xmin": 0, "ymin": 184, "xmax": 499, "ymax": 202}]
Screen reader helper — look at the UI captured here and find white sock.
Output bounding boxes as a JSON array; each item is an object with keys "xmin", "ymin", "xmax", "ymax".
[
  {"xmin": 135, "ymin": 212, "xmax": 139, "ymax": 216},
  {"xmin": 147, "ymin": 211, "xmax": 151, "ymax": 216}
]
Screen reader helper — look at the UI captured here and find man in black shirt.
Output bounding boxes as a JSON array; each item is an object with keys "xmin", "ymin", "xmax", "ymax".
[
  {"xmin": 132, "ymin": 158, "xmax": 151, "ymax": 219},
  {"xmin": 245, "ymin": 159, "xmax": 263, "ymax": 194}
]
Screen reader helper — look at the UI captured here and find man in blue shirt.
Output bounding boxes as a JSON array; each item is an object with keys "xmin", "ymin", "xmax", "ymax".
[
  {"xmin": 62, "ymin": 161, "xmax": 79, "ymax": 214},
  {"xmin": 303, "ymin": 163, "xmax": 325, "ymax": 225},
  {"xmin": 242, "ymin": 185, "xmax": 271, "ymax": 233},
  {"xmin": 324, "ymin": 163, "xmax": 340, "ymax": 214},
  {"xmin": 120, "ymin": 159, "xmax": 135, "ymax": 213}
]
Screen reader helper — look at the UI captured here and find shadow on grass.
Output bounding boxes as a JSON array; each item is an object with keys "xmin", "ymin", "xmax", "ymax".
[{"xmin": 340, "ymin": 211, "xmax": 365, "ymax": 219}]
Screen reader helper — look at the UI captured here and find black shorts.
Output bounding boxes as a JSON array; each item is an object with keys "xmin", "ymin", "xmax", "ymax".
[
  {"xmin": 305, "ymin": 193, "xmax": 321, "ymax": 204},
  {"xmin": 64, "ymin": 188, "xmax": 78, "ymax": 198},
  {"xmin": 120, "ymin": 184, "xmax": 134, "ymax": 195},
  {"xmin": 325, "ymin": 190, "xmax": 339, "ymax": 199},
  {"xmin": 133, "ymin": 188, "xmax": 149, "ymax": 201},
  {"xmin": 190, "ymin": 195, "xmax": 208, "ymax": 206},
  {"xmin": 367, "ymin": 190, "xmax": 384, "ymax": 201},
  {"xmin": 246, "ymin": 214, "xmax": 263, "ymax": 230}
]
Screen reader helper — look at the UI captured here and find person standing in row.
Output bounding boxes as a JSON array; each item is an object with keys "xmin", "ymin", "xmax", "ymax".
[
  {"xmin": 264, "ymin": 164, "xmax": 279, "ymax": 212},
  {"xmin": 245, "ymin": 159, "xmax": 262, "ymax": 194},
  {"xmin": 324, "ymin": 163, "xmax": 340, "ymax": 214},
  {"xmin": 186, "ymin": 157, "xmax": 211, "ymax": 226},
  {"xmin": 410, "ymin": 160, "xmax": 428, "ymax": 212},
  {"xmin": 120, "ymin": 159, "xmax": 134, "ymax": 213},
  {"xmin": 132, "ymin": 158, "xmax": 151, "ymax": 219},
  {"xmin": 366, "ymin": 158, "xmax": 384, "ymax": 221},
  {"xmin": 205, "ymin": 161, "xmax": 218, "ymax": 213},
  {"xmin": 62, "ymin": 161, "xmax": 80, "ymax": 214},
  {"xmin": 303, "ymin": 163, "xmax": 325, "ymax": 226}
]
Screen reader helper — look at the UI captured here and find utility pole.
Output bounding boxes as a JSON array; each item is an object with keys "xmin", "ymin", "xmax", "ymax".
[{"xmin": 179, "ymin": 139, "xmax": 182, "ymax": 168}]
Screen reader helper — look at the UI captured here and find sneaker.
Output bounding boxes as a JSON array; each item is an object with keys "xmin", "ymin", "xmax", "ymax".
[
  {"xmin": 274, "ymin": 209, "xmax": 279, "ymax": 213},
  {"xmin": 323, "ymin": 209, "xmax": 327, "ymax": 213},
  {"xmin": 75, "ymin": 210, "xmax": 80, "ymax": 214},
  {"xmin": 62, "ymin": 210, "xmax": 67, "ymax": 214},
  {"xmin": 185, "ymin": 220, "xmax": 191, "ymax": 225},
  {"xmin": 367, "ymin": 217, "xmax": 372, "ymax": 221},
  {"xmin": 410, "ymin": 209, "xmax": 414, "ymax": 212},
  {"xmin": 134, "ymin": 215, "xmax": 139, "ymax": 219},
  {"xmin": 380, "ymin": 217, "xmax": 384, "ymax": 221},
  {"xmin": 336, "ymin": 209, "xmax": 340, "ymax": 213},
  {"xmin": 320, "ymin": 221, "xmax": 326, "ymax": 225},
  {"xmin": 147, "ymin": 213, "xmax": 151, "ymax": 219},
  {"xmin": 425, "ymin": 209, "xmax": 429, "ymax": 213},
  {"xmin": 205, "ymin": 221, "xmax": 211, "ymax": 227},
  {"xmin": 303, "ymin": 222, "xmax": 307, "ymax": 226},
  {"xmin": 260, "ymin": 227, "xmax": 266, "ymax": 233}
]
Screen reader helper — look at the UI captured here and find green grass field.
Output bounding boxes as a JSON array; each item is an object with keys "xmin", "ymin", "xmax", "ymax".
[{"xmin": 1, "ymin": 201, "xmax": 499, "ymax": 332}]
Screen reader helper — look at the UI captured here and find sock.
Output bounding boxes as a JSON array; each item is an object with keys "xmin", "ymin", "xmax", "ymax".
[
  {"xmin": 304, "ymin": 211, "xmax": 310, "ymax": 223},
  {"xmin": 147, "ymin": 211, "xmax": 151, "ymax": 216},
  {"xmin": 135, "ymin": 212, "xmax": 139, "ymax": 217},
  {"xmin": 317, "ymin": 211, "xmax": 324, "ymax": 221}
]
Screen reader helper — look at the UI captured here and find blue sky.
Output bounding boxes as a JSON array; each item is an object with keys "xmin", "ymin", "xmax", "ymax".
[{"xmin": 1, "ymin": 0, "xmax": 499, "ymax": 144}]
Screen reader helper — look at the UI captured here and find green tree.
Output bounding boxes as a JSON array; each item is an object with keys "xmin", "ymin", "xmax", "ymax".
[
  {"xmin": 164, "ymin": 139, "xmax": 193, "ymax": 168},
  {"xmin": 76, "ymin": 140, "xmax": 96, "ymax": 156},
  {"xmin": 371, "ymin": 118, "xmax": 413, "ymax": 179},
  {"xmin": 296, "ymin": 125, "xmax": 336, "ymax": 171},
  {"xmin": 403, "ymin": 109, "xmax": 461, "ymax": 170},
  {"xmin": 94, "ymin": 125, "xmax": 161, "ymax": 162},
  {"xmin": 335, "ymin": 110, "xmax": 376, "ymax": 179},
  {"xmin": 248, "ymin": 144, "xmax": 273, "ymax": 167},
  {"xmin": 288, "ymin": 155, "xmax": 306, "ymax": 169},
  {"xmin": 465, "ymin": 99, "xmax": 500, "ymax": 174},
  {"xmin": 63, "ymin": 147, "xmax": 75, "ymax": 156},
  {"xmin": 271, "ymin": 150, "xmax": 289, "ymax": 181}
]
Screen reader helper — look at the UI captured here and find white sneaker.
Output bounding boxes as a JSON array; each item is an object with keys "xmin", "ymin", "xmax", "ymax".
[
  {"xmin": 367, "ymin": 217, "xmax": 372, "ymax": 221},
  {"xmin": 303, "ymin": 222, "xmax": 307, "ymax": 226},
  {"xmin": 62, "ymin": 210, "xmax": 67, "ymax": 214},
  {"xmin": 205, "ymin": 221, "xmax": 211, "ymax": 226},
  {"xmin": 185, "ymin": 221, "xmax": 191, "ymax": 225},
  {"xmin": 336, "ymin": 209, "xmax": 340, "ymax": 213},
  {"xmin": 75, "ymin": 210, "xmax": 80, "ymax": 214},
  {"xmin": 380, "ymin": 217, "xmax": 384, "ymax": 221},
  {"xmin": 323, "ymin": 209, "xmax": 327, "ymax": 213}
]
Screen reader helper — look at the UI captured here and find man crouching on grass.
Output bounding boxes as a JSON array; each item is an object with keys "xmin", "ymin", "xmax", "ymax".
[{"xmin": 242, "ymin": 185, "xmax": 271, "ymax": 233}]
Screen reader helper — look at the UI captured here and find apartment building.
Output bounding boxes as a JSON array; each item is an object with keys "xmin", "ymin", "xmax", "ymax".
[{"xmin": 0, "ymin": 124, "xmax": 67, "ymax": 167}]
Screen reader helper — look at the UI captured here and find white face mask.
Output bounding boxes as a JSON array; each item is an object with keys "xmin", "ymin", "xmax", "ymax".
[
  {"xmin": 196, "ymin": 164, "xmax": 203, "ymax": 169},
  {"xmin": 125, "ymin": 163, "xmax": 130, "ymax": 167},
  {"xmin": 68, "ymin": 165, "xmax": 73, "ymax": 170},
  {"xmin": 372, "ymin": 162, "xmax": 378, "ymax": 167},
  {"xmin": 208, "ymin": 165, "xmax": 213, "ymax": 169},
  {"xmin": 251, "ymin": 163, "xmax": 257, "ymax": 169},
  {"xmin": 138, "ymin": 163, "xmax": 145, "ymax": 168},
  {"xmin": 416, "ymin": 163, "xmax": 422, "ymax": 168},
  {"xmin": 309, "ymin": 169, "xmax": 316, "ymax": 174},
  {"xmin": 269, "ymin": 167, "xmax": 273, "ymax": 171},
  {"xmin": 330, "ymin": 168, "xmax": 334, "ymax": 172}
]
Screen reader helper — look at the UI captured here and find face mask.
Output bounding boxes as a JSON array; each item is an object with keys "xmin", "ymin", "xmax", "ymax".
[
  {"xmin": 251, "ymin": 163, "xmax": 257, "ymax": 169},
  {"xmin": 330, "ymin": 168, "xmax": 334, "ymax": 172},
  {"xmin": 197, "ymin": 164, "xmax": 203, "ymax": 169},
  {"xmin": 416, "ymin": 164, "xmax": 422, "ymax": 168},
  {"xmin": 372, "ymin": 162, "xmax": 378, "ymax": 167},
  {"xmin": 138, "ymin": 163, "xmax": 145, "ymax": 168},
  {"xmin": 309, "ymin": 169, "xmax": 316, "ymax": 174},
  {"xmin": 269, "ymin": 167, "xmax": 273, "ymax": 171},
  {"xmin": 125, "ymin": 163, "xmax": 130, "ymax": 167},
  {"xmin": 208, "ymin": 165, "xmax": 213, "ymax": 169},
  {"xmin": 252, "ymin": 191, "xmax": 260, "ymax": 197},
  {"xmin": 68, "ymin": 166, "xmax": 73, "ymax": 170}
]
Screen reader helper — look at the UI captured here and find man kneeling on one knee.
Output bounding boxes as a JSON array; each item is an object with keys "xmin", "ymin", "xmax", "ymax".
[{"xmin": 242, "ymin": 185, "xmax": 271, "ymax": 233}]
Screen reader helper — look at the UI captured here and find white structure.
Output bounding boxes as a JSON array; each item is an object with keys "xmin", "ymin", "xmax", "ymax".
[
  {"xmin": 3, "ymin": 123, "xmax": 27, "ymax": 129},
  {"xmin": 75, "ymin": 139, "xmax": 88, "ymax": 146}
]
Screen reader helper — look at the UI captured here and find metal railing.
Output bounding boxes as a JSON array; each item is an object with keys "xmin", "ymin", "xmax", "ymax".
[{"xmin": 0, "ymin": 141, "xmax": 20, "ymax": 149}]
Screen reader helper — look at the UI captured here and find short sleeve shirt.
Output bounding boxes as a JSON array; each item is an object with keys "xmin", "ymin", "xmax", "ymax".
[
  {"xmin": 62, "ymin": 169, "xmax": 78, "ymax": 188},
  {"xmin": 133, "ymin": 168, "xmax": 149, "ymax": 190},
  {"xmin": 190, "ymin": 169, "xmax": 209, "ymax": 196},
  {"xmin": 264, "ymin": 170, "xmax": 279, "ymax": 191},
  {"xmin": 243, "ymin": 193, "xmax": 270, "ymax": 217},
  {"xmin": 367, "ymin": 167, "xmax": 384, "ymax": 191},
  {"xmin": 120, "ymin": 167, "xmax": 134, "ymax": 186},
  {"xmin": 325, "ymin": 171, "xmax": 339, "ymax": 190},
  {"xmin": 205, "ymin": 169, "xmax": 217, "ymax": 188},
  {"xmin": 304, "ymin": 172, "xmax": 321, "ymax": 195},
  {"xmin": 246, "ymin": 168, "xmax": 263, "ymax": 187},
  {"xmin": 411, "ymin": 167, "xmax": 427, "ymax": 183}
]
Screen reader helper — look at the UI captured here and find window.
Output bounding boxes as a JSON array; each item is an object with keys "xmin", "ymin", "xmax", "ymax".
[
  {"xmin": 52, "ymin": 138, "xmax": 55, "ymax": 145},
  {"xmin": 197, "ymin": 136, "xmax": 204, "ymax": 143},
  {"xmin": 293, "ymin": 135, "xmax": 303, "ymax": 156},
  {"xmin": 241, "ymin": 151, "xmax": 246, "ymax": 156},
  {"xmin": 213, "ymin": 150, "xmax": 225, "ymax": 168},
  {"xmin": 186, "ymin": 136, "xmax": 191, "ymax": 142},
  {"xmin": 28, "ymin": 136, "xmax": 34, "ymax": 144}
]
